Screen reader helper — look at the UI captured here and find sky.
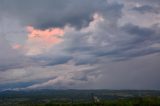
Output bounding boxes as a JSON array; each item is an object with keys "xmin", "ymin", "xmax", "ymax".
[{"xmin": 0, "ymin": 0, "xmax": 160, "ymax": 91}]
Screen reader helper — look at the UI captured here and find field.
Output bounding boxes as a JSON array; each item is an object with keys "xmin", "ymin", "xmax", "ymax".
[{"xmin": 0, "ymin": 90, "xmax": 160, "ymax": 106}]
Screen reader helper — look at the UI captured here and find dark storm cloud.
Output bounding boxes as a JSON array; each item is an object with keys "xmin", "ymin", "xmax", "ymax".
[
  {"xmin": 132, "ymin": 5, "xmax": 159, "ymax": 14},
  {"xmin": 31, "ymin": 54, "xmax": 72, "ymax": 66},
  {"xmin": 71, "ymin": 68, "xmax": 100, "ymax": 82},
  {"xmin": 123, "ymin": 24, "xmax": 155, "ymax": 36},
  {"xmin": 0, "ymin": 0, "xmax": 124, "ymax": 68},
  {"xmin": 0, "ymin": 0, "xmax": 111, "ymax": 29},
  {"xmin": 63, "ymin": 20, "xmax": 160, "ymax": 61},
  {"xmin": 136, "ymin": 0, "xmax": 160, "ymax": 5},
  {"xmin": 122, "ymin": 0, "xmax": 160, "ymax": 5},
  {"xmin": 95, "ymin": 24, "xmax": 160, "ymax": 60},
  {"xmin": 0, "ymin": 0, "xmax": 160, "ymax": 90},
  {"xmin": 0, "ymin": 0, "xmax": 159, "ymax": 66}
]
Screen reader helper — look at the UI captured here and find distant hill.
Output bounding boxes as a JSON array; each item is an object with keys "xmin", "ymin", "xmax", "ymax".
[
  {"xmin": 1, "ymin": 89, "xmax": 160, "ymax": 100},
  {"xmin": 1, "ymin": 90, "xmax": 160, "ymax": 106}
]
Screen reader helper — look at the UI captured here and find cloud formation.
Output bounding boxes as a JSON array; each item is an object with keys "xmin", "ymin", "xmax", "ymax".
[
  {"xmin": 26, "ymin": 26, "xmax": 64, "ymax": 55},
  {"xmin": 0, "ymin": 0, "xmax": 160, "ymax": 90}
]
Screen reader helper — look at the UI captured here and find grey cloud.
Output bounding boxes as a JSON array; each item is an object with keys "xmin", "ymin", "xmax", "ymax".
[
  {"xmin": 9, "ymin": 64, "xmax": 99, "ymax": 90},
  {"xmin": 62, "ymin": 19, "xmax": 160, "ymax": 62},
  {"xmin": 121, "ymin": 0, "xmax": 160, "ymax": 6},
  {"xmin": 132, "ymin": 5, "xmax": 159, "ymax": 14},
  {"xmin": 31, "ymin": 54, "xmax": 72, "ymax": 66},
  {"xmin": 0, "ymin": 37, "xmax": 26, "ymax": 71},
  {"xmin": 0, "ymin": 0, "xmax": 160, "ymax": 90},
  {"xmin": 93, "ymin": 54, "xmax": 160, "ymax": 89},
  {"xmin": 122, "ymin": 24, "xmax": 155, "ymax": 36},
  {"xmin": 0, "ymin": 0, "xmax": 111, "ymax": 29},
  {"xmin": 134, "ymin": 0, "xmax": 160, "ymax": 5},
  {"xmin": 73, "ymin": 54, "xmax": 97, "ymax": 65},
  {"xmin": 0, "ymin": 37, "xmax": 41, "ymax": 71},
  {"xmin": 95, "ymin": 24, "xmax": 160, "ymax": 60},
  {"xmin": 0, "ymin": 0, "xmax": 125, "ymax": 68}
]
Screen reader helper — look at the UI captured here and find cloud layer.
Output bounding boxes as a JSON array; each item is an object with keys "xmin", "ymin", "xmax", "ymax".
[{"xmin": 0, "ymin": 0, "xmax": 160, "ymax": 90}]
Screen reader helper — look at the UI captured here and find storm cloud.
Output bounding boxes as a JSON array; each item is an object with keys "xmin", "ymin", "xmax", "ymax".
[
  {"xmin": 0, "ymin": 0, "xmax": 112, "ymax": 29},
  {"xmin": 0, "ymin": 0, "xmax": 160, "ymax": 90}
]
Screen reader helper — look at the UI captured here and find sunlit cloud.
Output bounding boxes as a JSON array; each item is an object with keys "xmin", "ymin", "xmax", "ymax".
[
  {"xmin": 0, "ymin": 0, "xmax": 160, "ymax": 90},
  {"xmin": 25, "ymin": 26, "xmax": 64, "ymax": 56},
  {"xmin": 12, "ymin": 44, "xmax": 22, "ymax": 50}
]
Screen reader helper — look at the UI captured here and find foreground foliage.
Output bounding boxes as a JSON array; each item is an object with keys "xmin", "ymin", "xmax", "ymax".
[
  {"xmin": 0, "ymin": 90, "xmax": 160, "ymax": 106},
  {"xmin": 1, "ymin": 97, "xmax": 160, "ymax": 106}
]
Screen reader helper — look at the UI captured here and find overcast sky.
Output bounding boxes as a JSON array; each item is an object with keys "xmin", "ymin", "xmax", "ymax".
[{"xmin": 0, "ymin": 0, "xmax": 160, "ymax": 91}]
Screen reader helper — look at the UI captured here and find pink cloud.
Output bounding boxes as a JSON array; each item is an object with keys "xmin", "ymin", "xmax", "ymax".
[
  {"xmin": 25, "ymin": 26, "xmax": 65, "ymax": 55},
  {"xmin": 27, "ymin": 26, "xmax": 64, "ymax": 45},
  {"xmin": 12, "ymin": 44, "xmax": 22, "ymax": 50}
]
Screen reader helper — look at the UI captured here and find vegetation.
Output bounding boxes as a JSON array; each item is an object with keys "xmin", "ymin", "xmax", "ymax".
[{"xmin": 0, "ymin": 90, "xmax": 160, "ymax": 106}]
